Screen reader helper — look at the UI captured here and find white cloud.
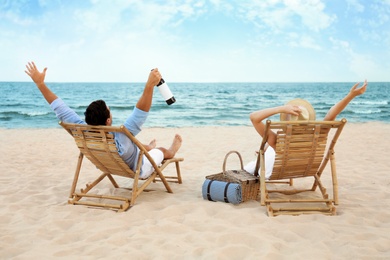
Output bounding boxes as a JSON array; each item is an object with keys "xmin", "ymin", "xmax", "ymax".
[
  {"xmin": 73, "ymin": 10, "xmax": 119, "ymax": 34},
  {"xmin": 348, "ymin": 52, "xmax": 388, "ymax": 81},
  {"xmin": 58, "ymin": 39, "xmax": 86, "ymax": 52},
  {"xmin": 69, "ymin": 1, "xmax": 184, "ymax": 35},
  {"xmin": 209, "ymin": 0, "xmax": 234, "ymax": 12},
  {"xmin": 239, "ymin": 1, "xmax": 292, "ymax": 31},
  {"xmin": 329, "ymin": 36, "xmax": 390, "ymax": 81},
  {"xmin": 0, "ymin": 3, "xmax": 33, "ymax": 26},
  {"xmin": 289, "ymin": 34, "xmax": 322, "ymax": 50},
  {"xmin": 238, "ymin": 0, "xmax": 335, "ymax": 32},
  {"xmin": 370, "ymin": 2, "xmax": 390, "ymax": 26},
  {"xmin": 346, "ymin": 0, "xmax": 365, "ymax": 13},
  {"xmin": 284, "ymin": 0, "xmax": 336, "ymax": 32},
  {"xmin": 329, "ymin": 37, "xmax": 351, "ymax": 51}
]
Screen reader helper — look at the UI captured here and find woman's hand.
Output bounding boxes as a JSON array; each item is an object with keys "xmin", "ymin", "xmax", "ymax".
[
  {"xmin": 349, "ymin": 80, "xmax": 368, "ymax": 97},
  {"xmin": 282, "ymin": 105, "xmax": 302, "ymax": 116}
]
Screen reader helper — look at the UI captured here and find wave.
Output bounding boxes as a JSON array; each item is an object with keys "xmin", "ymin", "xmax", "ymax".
[
  {"xmin": 353, "ymin": 109, "xmax": 382, "ymax": 114},
  {"xmin": 352, "ymin": 100, "xmax": 388, "ymax": 105},
  {"xmin": 0, "ymin": 111, "xmax": 51, "ymax": 117},
  {"xmin": 23, "ymin": 111, "xmax": 51, "ymax": 116}
]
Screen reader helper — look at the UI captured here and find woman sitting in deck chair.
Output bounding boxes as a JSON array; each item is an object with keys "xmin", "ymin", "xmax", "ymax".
[{"xmin": 244, "ymin": 81, "xmax": 368, "ymax": 177}]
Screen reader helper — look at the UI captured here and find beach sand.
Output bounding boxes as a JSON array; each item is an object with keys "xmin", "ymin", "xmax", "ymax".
[{"xmin": 1, "ymin": 122, "xmax": 390, "ymax": 259}]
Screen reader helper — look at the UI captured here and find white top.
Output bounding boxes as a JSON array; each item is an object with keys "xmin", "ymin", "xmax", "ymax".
[{"xmin": 244, "ymin": 146, "xmax": 275, "ymax": 179}]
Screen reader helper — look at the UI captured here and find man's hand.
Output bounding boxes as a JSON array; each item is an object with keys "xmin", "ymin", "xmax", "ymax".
[
  {"xmin": 147, "ymin": 68, "xmax": 162, "ymax": 87},
  {"xmin": 24, "ymin": 61, "xmax": 57, "ymax": 104},
  {"xmin": 25, "ymin": 61, "xmax": 47, "ymax": 86}
]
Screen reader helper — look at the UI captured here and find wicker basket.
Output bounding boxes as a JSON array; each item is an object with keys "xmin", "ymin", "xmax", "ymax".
[{"xmin": 205, "ymin": 151, "xmax": 260, "ymax": 202}]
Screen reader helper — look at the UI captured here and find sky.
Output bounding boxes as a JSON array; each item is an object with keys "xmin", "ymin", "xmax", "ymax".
[{"xmin": 1, "ymin": 0, "xmax": 390, "ymax": 82}]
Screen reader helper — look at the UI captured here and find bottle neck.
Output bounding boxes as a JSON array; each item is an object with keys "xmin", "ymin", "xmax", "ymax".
[{"xmin": 157, "ymin": 78, "xmax": 165, "ymax": 86}]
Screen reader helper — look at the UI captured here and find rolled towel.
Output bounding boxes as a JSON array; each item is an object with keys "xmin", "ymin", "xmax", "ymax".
[{"xmin": 202, "ymin": 179, "xmax": 242, "ymax": 204}]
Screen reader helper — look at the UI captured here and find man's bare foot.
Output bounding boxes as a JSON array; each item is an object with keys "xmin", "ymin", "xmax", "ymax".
[
  {"xmin": 144, "ymin": 139, "xmax": 156, "ymax": 151},
  {"xmin": 149, "ymin": 139, "xmax": 156, "ymax": 149},
  {"xmin": 168, "ymin": 134, "xmax": 182, "ymax": 156}
]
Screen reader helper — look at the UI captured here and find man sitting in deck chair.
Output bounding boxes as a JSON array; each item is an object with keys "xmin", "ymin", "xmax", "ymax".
[
  {"xmin": 25, "ymin": 61, "xmax": 182, "ymax": 179},
  {"xmin": 245, "ymin": 81, "xmax": 368, "ymax": 176}
]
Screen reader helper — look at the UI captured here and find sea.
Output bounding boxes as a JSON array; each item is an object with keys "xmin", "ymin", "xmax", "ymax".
[{"xmin": 0, "ymin": 82, "xmax": 389, "ymax": 129}]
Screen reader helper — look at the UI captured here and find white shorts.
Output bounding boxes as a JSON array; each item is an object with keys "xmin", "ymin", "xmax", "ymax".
[{"xmin": 140, "ymin": 149, "xmax": 164, "ymax": 179}]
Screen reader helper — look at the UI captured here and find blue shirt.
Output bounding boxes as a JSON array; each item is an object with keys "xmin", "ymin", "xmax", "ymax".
[{"xmin": 50, "ymin": 98, "xmax": 148, "ymax": 171}]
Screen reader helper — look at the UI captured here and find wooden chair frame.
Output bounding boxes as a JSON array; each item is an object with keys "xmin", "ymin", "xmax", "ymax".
[
  {"xmin": 60, "ymin": 121, "xmax": 183, "ymax": 212},
  {"xmin": 255, "ymin": 119, "xmax": 347, "ymax": 216}
]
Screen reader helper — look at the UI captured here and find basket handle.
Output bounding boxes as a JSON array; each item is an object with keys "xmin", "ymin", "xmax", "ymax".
[{"xmin": 222, "ymin": 150, "xmax": 244, "ymax": 174}]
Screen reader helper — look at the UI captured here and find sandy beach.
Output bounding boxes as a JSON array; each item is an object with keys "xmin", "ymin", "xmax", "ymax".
[{"xmin": 1, "ymin": 122, "xmax": 390, "ymax": 259}]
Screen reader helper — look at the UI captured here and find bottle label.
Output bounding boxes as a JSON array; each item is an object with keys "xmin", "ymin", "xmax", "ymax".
[{"xmin": 158, "ymin": 82, "xmax": 175, "ymax": 105}]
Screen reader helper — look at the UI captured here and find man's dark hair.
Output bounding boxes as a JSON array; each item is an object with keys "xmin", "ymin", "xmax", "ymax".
[{"xmin": 84, "ymin": 100, "xmax": 110, "ymax": 125}]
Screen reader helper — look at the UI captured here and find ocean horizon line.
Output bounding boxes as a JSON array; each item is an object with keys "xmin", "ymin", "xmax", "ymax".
[{"xmin": 1, "ymin": 80, "xmax": 388, "ymax": 84}]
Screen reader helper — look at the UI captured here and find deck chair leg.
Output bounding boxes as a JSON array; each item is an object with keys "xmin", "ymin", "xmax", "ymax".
[
  {"xmin": 153, "ymin": 159, "xmax": 183, "ymax": 184},
  {"xmin": 69, "ymin": 172, "xmax": 108, "ymax": 205},
  {"xmin": 157, "ymin": 170, "xmax": 173, "ymax": 193},
  {"xmin": 314, "ymin": 174, "xmax": 329, "ymax": 199},
  {"xmin": 260, "ymin": 154, "xmax": 267, "ymax": 206},
  {"xmin": 130, "ymin": 154, "xmax": 144, "ymax": 206},
  {"xmin": 260, "ymin": 171, "xmax": 267, "ymax": 206},
  {"xmin": 131, "ymin": 175, "xmax": 139, "ymax": 207},
  {"xmin": 79, "ymin": 172, "xmax": 107, "ymax": 194},
  {"xmin": 330, "ymin": 151, "xmax": 339, "ymax": 205},
  {"xmin": 69, "ymin": 152, "xmax": 84, "ymax": 198},
  {"xmin": 312, "ymin": 150, "xmax": 331, "ymax": 191},
  {"xmin": 266, "ymin": 205, "xmax": 274, "ymax": 217},
  {"xmin": 175, "ymin": 161, "xmax": 182, "ymax": 184},
  {"xmin": 106, "ymin": 174, "xmax": 119, "ymax": 188}
]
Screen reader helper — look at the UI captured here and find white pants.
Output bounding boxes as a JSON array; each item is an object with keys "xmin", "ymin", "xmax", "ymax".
[{"xmin": 140, "ymin": 149, "xmax": 164, "ymax": 179}]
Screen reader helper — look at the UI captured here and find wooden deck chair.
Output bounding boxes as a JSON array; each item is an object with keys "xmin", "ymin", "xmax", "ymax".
[
  {"xmin": 60, "ymin": 121, "xmax": 184, "ymax": 212},
  {"xmin": 255, "ymin": 119, "xmax": 347, "ymax": 216}
]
